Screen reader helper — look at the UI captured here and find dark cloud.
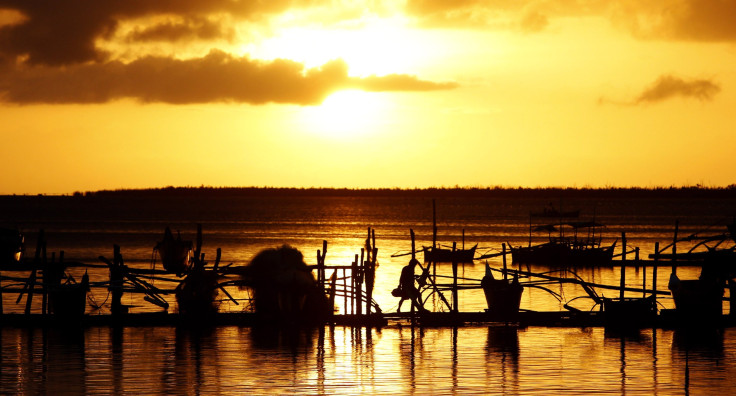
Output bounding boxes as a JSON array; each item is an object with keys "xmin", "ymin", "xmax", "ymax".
[
  {"xmin": 126, "ymin": 16, "xmax": 236, "ymax": 43},
  {"xmin": 634, "ymin": 75, "xmax": 721, "ymax": 104},
  {"xmin": 649, "ymin": 0, "xmax": 736, "ymax": 41},
  {"xmin": 0, "ymin": 51, "xmax": 456, "ymax": 105},
  {"xmin": 0, "ymin": 0, "xmax": 316, "ymax": 66}
]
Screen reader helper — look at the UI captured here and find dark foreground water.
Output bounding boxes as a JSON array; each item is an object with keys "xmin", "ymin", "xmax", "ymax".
[{"xmin": 1, "ymin": 189, "xmax": 735, "ymax": 394}]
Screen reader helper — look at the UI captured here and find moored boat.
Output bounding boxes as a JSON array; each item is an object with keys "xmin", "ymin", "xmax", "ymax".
[
  {"xmin": 423, "ymin": 244, "xmax": 476, "ymax": 263},
  {"xmin": 0, "ymin": 227, "xmax": 23, "ymax": 263},
  {"xmin": 512, "ymin": 220, "xmax": 616, "ymax": 267},
  {"xmin": 481, "ymin": 264, "xmax": 523, "ymax": 318},
  {"xmin": 49, "ymin": 272, "xmax": 90, "ymax": 318},
  {"xmin": 154, "ymin": 227, "xmax": 193, "ymax": 275}
]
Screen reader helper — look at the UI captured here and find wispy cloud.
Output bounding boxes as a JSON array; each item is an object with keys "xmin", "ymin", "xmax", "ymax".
[{"xmin": 633, "ymin": 75, "xmax": 721, "ymax": 104}]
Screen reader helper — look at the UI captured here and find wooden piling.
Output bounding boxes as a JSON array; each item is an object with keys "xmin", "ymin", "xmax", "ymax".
[
  {"xmin": 343, "ymin": 268, "xmax": 348, "ymax": 315},
  {"xmin": 24, "ymin": 270, "xmax": 36, "ymax": 314},
  {"xmin": 621, "ymin": 232, "xmax": 627, "ymax": 264},
  {"xmin": 452, "ymin": 242, "xmax": 458, "ymax": 313},
  {"xmin": 653, "ymin": 242, "xmax": 659, "ymax": 306},
  {"xmin": 672, "ymin": 220, "xmax": 678, "ymax": 275},
  {"xmin": 432, "ymin": 200, "xmax": 437, "ymax": 279},
  {"xmin": 502, "ymin": 243, "xmax": 508, "ymax": 280},
  {"xmin": 356, "ymin": 252, "xmax": 362, "ymax": 316},
  {"xmin": 318, "ymin": 240, "xmax": 327, "ymax": 290},
  {"xmin": 110, "ymin": 245, "xmax": 124, "ymax": 316},
  {"xmin": 619, "ymin": 232, "xmax": 626, "ymax": 300},
  {"xmin": 641, "ymin": 248, "xmax": 647, "ymax": 299}
]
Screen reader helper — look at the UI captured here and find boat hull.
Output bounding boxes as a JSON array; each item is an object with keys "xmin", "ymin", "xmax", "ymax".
[
  {"xmin": 481, "ymin": 276, "xmax": 523, "ymax": 318},
  {"xmin": 423, "ymin": 245, "xmax": 476, "ymax": 263}
]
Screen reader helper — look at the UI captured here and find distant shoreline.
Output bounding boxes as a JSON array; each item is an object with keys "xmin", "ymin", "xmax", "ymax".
[{"xmin": 4, "ymin": 185, "xmax": 736, "ymax": 199}]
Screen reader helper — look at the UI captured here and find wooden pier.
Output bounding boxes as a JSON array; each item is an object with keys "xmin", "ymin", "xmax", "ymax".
[{"xmin": 2, "ymin": 220, "xmax": 735, "ymax": 330}]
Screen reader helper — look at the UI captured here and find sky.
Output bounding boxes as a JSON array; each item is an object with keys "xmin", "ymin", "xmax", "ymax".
[{"xmin": 1, "ymin": 0, "xmax": 735, "ymax": 194}]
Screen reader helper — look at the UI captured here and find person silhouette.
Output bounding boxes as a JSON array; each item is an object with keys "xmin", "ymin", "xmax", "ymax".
[{"xmin": 397, "ymin": 258, "xmax": 428, "ymax": 313}]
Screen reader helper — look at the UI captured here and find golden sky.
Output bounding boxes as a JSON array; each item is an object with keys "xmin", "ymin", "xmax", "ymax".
[{"xmin": 1, "ymin": 1, "xmax": 734, "ymax": 194}]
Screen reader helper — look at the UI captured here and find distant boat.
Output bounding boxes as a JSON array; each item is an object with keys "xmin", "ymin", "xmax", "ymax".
[
  {"xmin": 423, "ymin": 244, "xmax": 476, "ymax": 263},
  {"xmin": 512, "ymin": 215, "xmax": 616, "ymax": 267},
  {"xmin": 0, "ymin": 228, "xmax": 24, "ymax": 263},
  {"xmin": 530, "ymin": 207, "xmax": 580, "ymax": 218},
  {"xmin": 154, "ymin": 227, "xmax": 193, "ymax": 275}
]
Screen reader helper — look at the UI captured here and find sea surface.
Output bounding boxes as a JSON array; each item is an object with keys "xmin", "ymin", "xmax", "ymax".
[{"xmin": 1, "ymin": 189, "xmax": 735, "ymax": 394}]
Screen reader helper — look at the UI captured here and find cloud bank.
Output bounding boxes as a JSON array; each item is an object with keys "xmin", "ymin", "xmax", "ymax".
[
  {"xmin": 0, "ymin": 51, "xmax": 455, "ymax": 105},
  {"xmin": 0, "ymin": 1, "xmax": 456, "ymax": 105}
]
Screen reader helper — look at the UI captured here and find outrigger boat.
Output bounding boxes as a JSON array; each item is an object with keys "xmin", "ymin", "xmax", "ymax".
[
  {"xmin": 481, "ymin": 263, "xmax": 523, "ymax": 318},
  {"xmin": 154, "ymin": 227, "xmax": 193, "ymax": 275},
  {"xmin": 423, "ymin": 244, "xmax": 477, "ymax": 263},
  {"xmin": 512, "ymin": 208, "xmax": 616, "ymax": 266},
  {"xmin": 0, "ymin": 227, "xmax": 23, "ymax": 264}
]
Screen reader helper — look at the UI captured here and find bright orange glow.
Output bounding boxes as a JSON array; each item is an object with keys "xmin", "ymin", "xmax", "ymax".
[
  {"xmin": 299, "ymin": 90, "xmax": 389, "ymax": 140},
  {"xmin": 246, "ymin": 16, "xmax": 425, "ymax": 76}
]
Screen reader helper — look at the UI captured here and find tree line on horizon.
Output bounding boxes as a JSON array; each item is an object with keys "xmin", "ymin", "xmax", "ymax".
[{"xmin": 56, "ymin": 184, "xmax": 736, "ymax": 199}]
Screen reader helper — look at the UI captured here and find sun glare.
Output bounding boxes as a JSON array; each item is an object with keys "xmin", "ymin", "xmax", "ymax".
[
  {"xmin": 299, "ymin": 90, "xmax": 388, "ymax": 139},
  {"xmin": 246, "ymin": 16, "xmax": 425, "ymax": 76}
]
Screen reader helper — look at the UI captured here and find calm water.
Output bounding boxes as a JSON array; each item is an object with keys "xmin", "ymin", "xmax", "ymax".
[{"xmin": 1, "ymin": 190, "xmax": 735, "ymax": 394}]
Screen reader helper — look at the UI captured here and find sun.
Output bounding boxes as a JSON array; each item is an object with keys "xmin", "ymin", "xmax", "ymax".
[{"xmin": 299, "ymin": 90, "xmax": 389, "ymax": 139}]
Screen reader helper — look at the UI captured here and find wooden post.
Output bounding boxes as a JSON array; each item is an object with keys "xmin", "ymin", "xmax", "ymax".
[
  {"xmin": 356, "ymin": 252, "xmax": 363, "ymax": 316},
  {"xmin": 619, "ymin": 264, "xmax": 625, "ymax": 300},
  {"xmin": 343, "ymin": 268, "xmax": 348, "ymax": 315},
  {"xmin": 641, "ymin": 248, "xmax": 646, "ymax": 299},
  {"xmin": 25, "ymin": 230, "xmax": 46, "ymax": 314},
  {"xmin": 452, "ymin": 242, "xmax": 458, "ymax": 313},
  {"xmin": 502, "ymin": 243, "xmax": 508, "ymax": 280},
  {"xmin": 42, "ymin": 252, "xmax": 55, "ymax": 315},
  {"xmin": 653, "ymin": 242, "xmax": 659, "ymax": 305},
  {"xmin": 24, "ymin": 270, "xmax": 37, "ymax": 314},
  {"xmin": 432, "ymin": 200, "xmax": 437, "ymax": 278},
  {"xmin": 367, "ymin": 246, "xmax": 377, "ymax": 315},
  {"xmin": 214, "ymin": 248, "xmax": 221, "ymax": 270},
  {"xmin": 317, "ymin": 240, "xmax": 327, "ymax": 289},
  {"xmin": 317, "ymin": 245, "xmax": 324, "ymax": 289},
  {"xmin": 111, "ymin": 245, "xmax": 124, "ymax": 316},
  {"xmin": 672, "ymin": 220, "xmax": 678, "ymax": 275},
  {"xmin": 621, "ymin": 232, "xmax": 627, "ymax": 264},
  {"xmin": 729, "ymin": 280, "xmax": 736, "ymax": 317}
]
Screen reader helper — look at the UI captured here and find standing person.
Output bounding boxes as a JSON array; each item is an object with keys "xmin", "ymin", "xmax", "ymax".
[{"xmin": 396, "ymin": 258, "xmax": 428, "ymax": 312}]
